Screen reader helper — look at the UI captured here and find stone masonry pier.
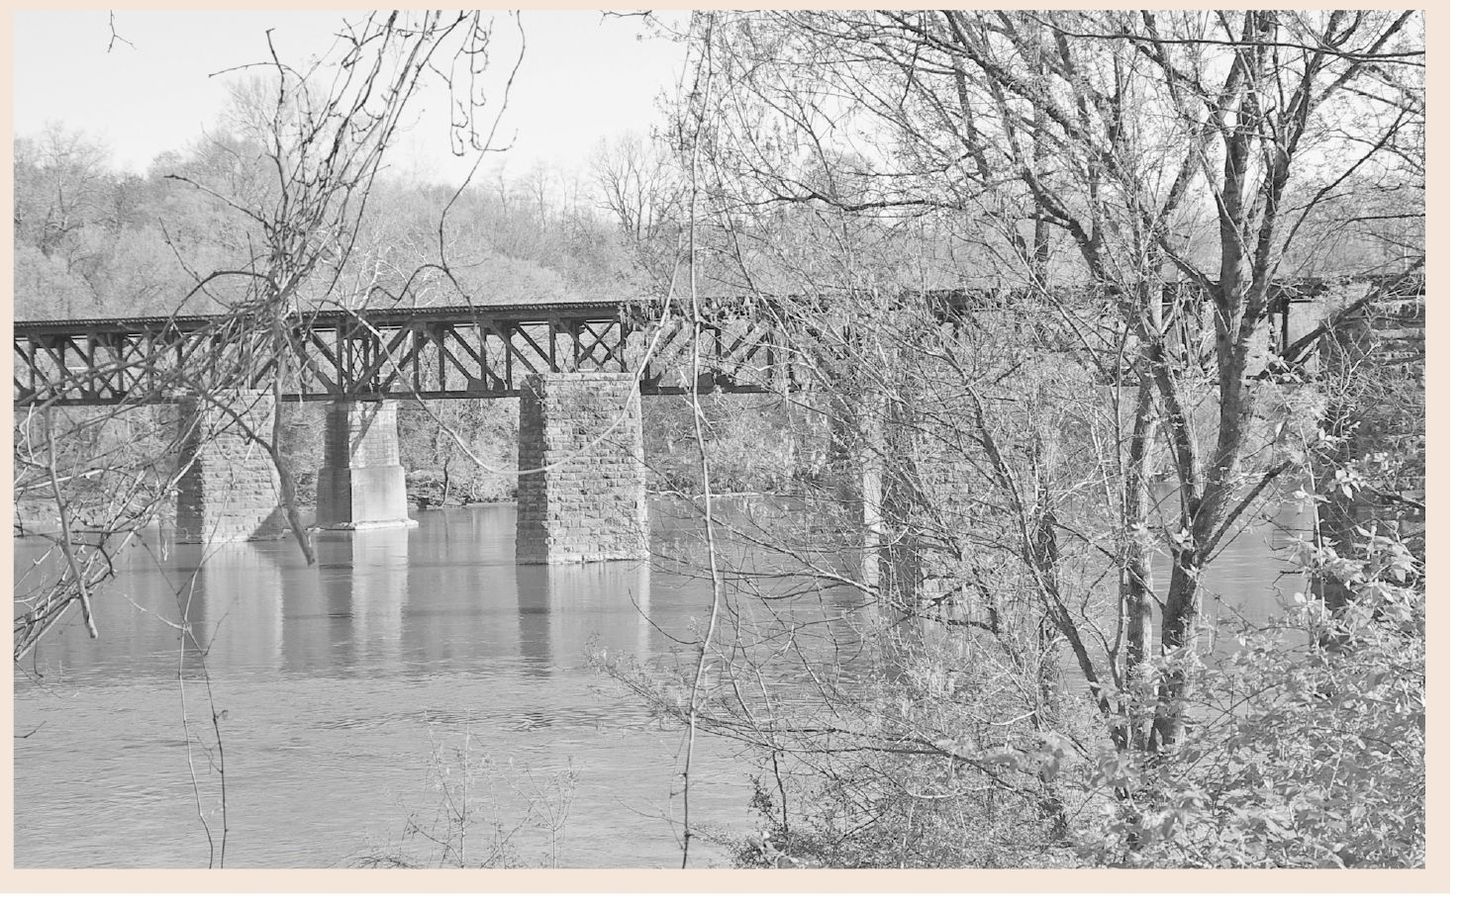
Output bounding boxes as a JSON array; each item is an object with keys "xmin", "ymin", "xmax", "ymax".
[
  {"xmin": 171, "ymin": 384, "xmax": 648, "ymax": 558},
  {"xmin": 515, "ymin": 372, "xmax": 649, "ymax": 564},
  {"xmin": 175, "ymin": 393, "xmax": 288, "ymax": 543},
  {"xmin": 315, "ymin": 400, "xmax": 415, "ymax": 530}
]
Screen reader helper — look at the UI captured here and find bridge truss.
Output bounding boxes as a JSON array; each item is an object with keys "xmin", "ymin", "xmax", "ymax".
[
  {"xmin": 13, "ymin": 302, "xmax": 796, "ymax": 407},
  {"xmin": 12, "ymin": 277, "xmax": 1423, "ymax": 407}
]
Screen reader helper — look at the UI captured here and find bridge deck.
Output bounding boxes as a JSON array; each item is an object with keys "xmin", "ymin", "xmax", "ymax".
[
  {"xmin": 12, "ymin": 278, "xmax": 1422, "ymax": 407},
  {"xmin": 13, "ymin": 301, "xmax": 633, "ymax": 334},
  {"xmin": 13, "ymin": 300, "xmax": 793, "ymax": 406}
]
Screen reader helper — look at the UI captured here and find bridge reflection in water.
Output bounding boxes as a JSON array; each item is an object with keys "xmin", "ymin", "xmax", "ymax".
[
  {"xmin": 13, "ymin": 496, "xmax": 1309, "ymax": 867},
  {"xmin": 514, "ymin": 562, "xmax": 652, "ymax": 678},
  {"xmin": 14, "ymin": 506, "xmax": 665, "ymax": 680},
  {"xmin": 312, "ymin": 528, "xmax": 408, "ymax": 671},
  {"xmin": 181, "ymin": 541, "xmax": 287, "ymax": 673},
  {"xmin": 12, "ymin": 503, "xmax": 754, "ymax": 868}
]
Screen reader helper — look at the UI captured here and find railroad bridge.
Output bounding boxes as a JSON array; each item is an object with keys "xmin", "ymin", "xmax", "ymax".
[
  {"xmin": 12, "ymin": 282, "xmax": 1415, "ymax": 564},
  {"xmin": 14, "ymin": 298, "xmax": 802, "ymax": 563}
]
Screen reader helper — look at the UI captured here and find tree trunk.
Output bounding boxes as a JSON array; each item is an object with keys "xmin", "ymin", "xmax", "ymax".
[
  {"xmin": 1148, "ymin": 551, "xmax": 1202, "ymax": 750},
  {"xmin": 1120, "ymin": 377, "xmax": 1159, "ymax": 749},
  {"xmin": 1032, "ymin": 495, "xmax": 1069, "ymax": 836}
]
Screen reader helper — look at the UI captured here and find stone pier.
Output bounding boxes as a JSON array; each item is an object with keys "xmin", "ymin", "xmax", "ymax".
[
  {"xmin": 515, "ymin": 372, "xmax": 649, "ymax": 564},
  {"xmin": 315, "ymin": 400, "xmax": 414, "ymax": 530},
  {"xmin": 828, "ymin": 393, "xmax": 888, "ymax": 590},
  {"xmin": 175, "ymin": 394, "xmax": 288, "ymax": 543}
]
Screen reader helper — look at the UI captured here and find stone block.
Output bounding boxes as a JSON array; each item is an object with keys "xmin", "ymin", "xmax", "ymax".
[
  {"xmin": 516, "ymin": 372, "xmax": 649, "ymax": 564},
  {"xmin": 175, "ymin": 393, "xmax": 288, "ymax": 543}
]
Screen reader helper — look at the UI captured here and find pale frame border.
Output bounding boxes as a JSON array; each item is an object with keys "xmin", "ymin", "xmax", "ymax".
[{"xmin": 0, "ymin": 0, "xmax": 1448, "ymax": 894}]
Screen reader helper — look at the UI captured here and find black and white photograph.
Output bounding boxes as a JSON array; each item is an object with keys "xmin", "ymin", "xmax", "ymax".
[{"xmin": 9, "ymin": 7, "xmax": 1432, "ymax": 884}]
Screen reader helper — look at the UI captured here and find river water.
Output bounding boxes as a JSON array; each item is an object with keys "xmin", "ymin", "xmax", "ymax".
[{"xmin": 12, "ymin": 498, "xmax": 1306, "ymax": 869}]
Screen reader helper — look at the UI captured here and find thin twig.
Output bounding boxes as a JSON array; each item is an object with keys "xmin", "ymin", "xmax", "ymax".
[{"xmin": 680, "ymin": 14, "xmax": 719, "ymax": 870}]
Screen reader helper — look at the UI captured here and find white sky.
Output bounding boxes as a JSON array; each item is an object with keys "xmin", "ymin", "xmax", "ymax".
[{"xmin": 11, "ymin": 9, "xmax": 690, "ymax": 184}]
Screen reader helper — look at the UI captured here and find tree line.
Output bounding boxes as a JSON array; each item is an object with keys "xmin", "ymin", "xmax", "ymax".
[{"xmin": 13, "ymin": 125, "xmax": 653, "ymax": 322}]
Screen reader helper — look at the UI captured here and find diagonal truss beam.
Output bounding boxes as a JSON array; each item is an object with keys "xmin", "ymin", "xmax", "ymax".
[{"xmin": 14, "ymin": 282, "xmax": 1391, "ymax": 406}]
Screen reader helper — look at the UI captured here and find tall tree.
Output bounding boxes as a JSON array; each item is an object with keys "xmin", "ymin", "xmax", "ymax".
[
  {"xmin": 627, "ymin": 8, "xmax": 1423, "ymax": 863},
  {"xmin": 590, "ymin": 131, "xmax": 686, "ymax": 282}
]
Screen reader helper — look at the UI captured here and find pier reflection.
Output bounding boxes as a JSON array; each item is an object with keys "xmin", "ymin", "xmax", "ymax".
[
  {"xmin": 16, "ymin": 503, "xmax": 880, "ymax": 685},
  {"xmin": 174, "ymin": 540, "xmax": 286, "ymax": 672},
  {"xmin": 515, "ymin": 561, "xmax": 653, "ymax": 677},
  {"xmin": 307, "ymin": 527, "xmax": 410, "ymax": 672},
  {"xmin": 398, "ymin": 507, "xmax": 520, "ymax": 669}
]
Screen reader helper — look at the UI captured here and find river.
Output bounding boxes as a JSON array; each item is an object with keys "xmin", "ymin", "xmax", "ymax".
[{"xmin": 12, "ymin": 497, "xmax": 1307, "ymax": 868}]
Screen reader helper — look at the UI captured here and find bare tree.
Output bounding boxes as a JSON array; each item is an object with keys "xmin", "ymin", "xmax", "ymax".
[
  {"xmin": 15, "ymin": 11, "xmax": 525, "ymax": 662},
  {"xmin": 590, "ymin": 131, "xmax": 685, "ymax": 280},
  {"xmin": 612, "ymin": 8, "xmax": 1424, "ymax": 864}
]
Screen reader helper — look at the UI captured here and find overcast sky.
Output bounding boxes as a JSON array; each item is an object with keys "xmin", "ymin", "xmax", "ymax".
[{"xmin": 12, "ymin": 10, "xmax": 689, "ymax": 183}]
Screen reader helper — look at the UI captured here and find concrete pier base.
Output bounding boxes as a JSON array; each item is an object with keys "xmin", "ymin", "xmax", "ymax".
[
  {"xmin": 515, "ymin": 372, "xmax": 649, "ymax": 564},
  {"xmin": 314, "ymin": 400, "xmax": 415, "ymax": 530},
  {"xmin": 828, "ymin": 391, "xmax": 924, "ymax": 600},
  {"xmin": 175, "ymin": 393, "xmax": 287, "ymax": 543}
]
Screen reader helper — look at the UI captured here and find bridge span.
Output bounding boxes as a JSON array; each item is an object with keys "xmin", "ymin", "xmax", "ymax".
[
  {"xmin": 11, "ymin": 280, "xmax": 1416, "ymax": 565},
  {"xmin": 12, "ymin": 300, "xmax": 792, "ymax": 408},
  {"xmin": 14, "ymin": 298, "xmax": 810, "ymax": 564}
]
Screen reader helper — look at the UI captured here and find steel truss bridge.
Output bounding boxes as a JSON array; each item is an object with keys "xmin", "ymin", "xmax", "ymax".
[
  {"xmin": 13, "ymin": 300, "xmax": 799, "ymax": 407},
  {"xmin": 12, "ymin": 278, "xmax": 1422, "ymax": 407}
]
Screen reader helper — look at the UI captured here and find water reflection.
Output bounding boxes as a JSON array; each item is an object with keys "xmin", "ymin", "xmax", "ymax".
[
  {"xmin": 398, "ymin": 510, "xmax": 521, "ymax": 672},
  {"xmin": 515, "ymin": 562, "xmax": 653, "ymax": 677},
  {"xmin": 12, "ymin": 503, "xmax": 822, "ymax": 868},
  {"xmin": 311, "ymin": 528, "xmax": 410, "ymax": 672},
  {"xmin": 1155, "ymin": 496, "xmax": 1310, "ymax": 636},
  {"xmin": 14, "ymin": 536, "xmax": 290, "ymax": 677},
  {"xmin": 15, "ymin": 497, "xmax": 1312, "ymax": 869},
  {"xmin": 178, "ymin": 542, "xmax": 286, "ymax": 672},
  {"xmin": 14, "ymin": 496, "xmax": 1308, "ymax": 686}
]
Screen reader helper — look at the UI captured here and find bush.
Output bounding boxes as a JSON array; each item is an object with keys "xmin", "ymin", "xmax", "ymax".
[{"xmin": 1077, "ymin": 533, "xmax": 1424, "ymax": 868}]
